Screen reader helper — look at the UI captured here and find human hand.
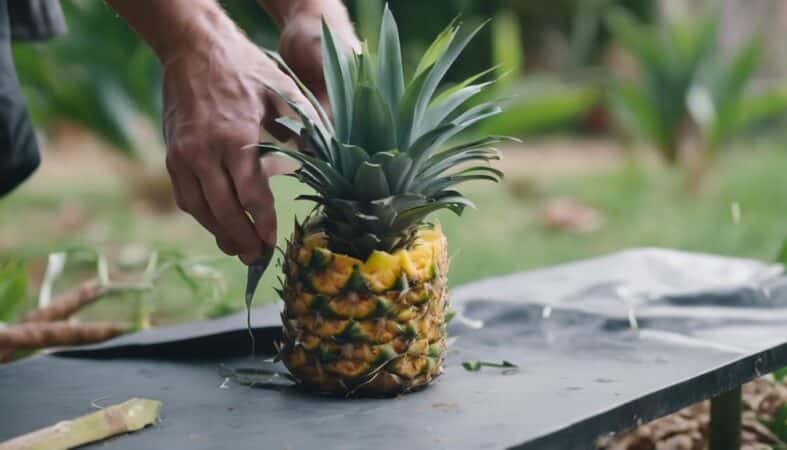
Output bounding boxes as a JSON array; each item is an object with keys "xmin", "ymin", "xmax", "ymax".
[
  {"xmin": 106, "ymin": 0, "xmax": 354, "ymax": 265},
  {"xmin": 160, "ymin": 16, "xmax": 317, "ymax": 264},
  {"xmin": 264, "ymin": 0, "xmax": 360, "ymax": 106}
]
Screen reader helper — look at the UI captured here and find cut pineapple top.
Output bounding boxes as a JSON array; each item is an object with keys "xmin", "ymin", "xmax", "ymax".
[{"xmin": 298, "ymin": 225, "xmax": 445, "ymax": 296}]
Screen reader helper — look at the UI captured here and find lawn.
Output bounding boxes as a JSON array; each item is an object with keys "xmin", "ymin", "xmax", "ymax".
[{"xmin": 1, "ymin": 136, "xmax": 785, "ymax": 327}]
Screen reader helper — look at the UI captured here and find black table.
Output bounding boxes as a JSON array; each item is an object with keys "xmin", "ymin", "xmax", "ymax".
[{"xmin": 2, "ymin": 249, "xmax": 786, "ymax": 450}]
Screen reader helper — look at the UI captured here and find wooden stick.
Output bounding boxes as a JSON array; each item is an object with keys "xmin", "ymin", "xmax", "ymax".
[
  {"xmin": 0, "ymin": 398, "xmax": 161, "ymax": 450},
  {"xmin": 21, "ymin": 279, "xmax": 104, "ymax": 324},
  {"xmin": 0, "ymin": 322, "xmax": 126, "ymax": 349}
]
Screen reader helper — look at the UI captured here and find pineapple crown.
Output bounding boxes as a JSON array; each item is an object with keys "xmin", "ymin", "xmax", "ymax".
[{"xmin": 259, "ymin": 5, "xmax": 513, "ymax": 258}]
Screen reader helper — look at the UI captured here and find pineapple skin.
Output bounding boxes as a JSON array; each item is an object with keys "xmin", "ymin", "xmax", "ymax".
[{"xmin": 280, "ymin": 223, "xmax": 448, "ymax": 396}]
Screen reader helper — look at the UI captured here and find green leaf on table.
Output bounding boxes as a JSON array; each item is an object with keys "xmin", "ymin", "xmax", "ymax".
[
  {"xmin": 462, "ymin": 360, "xmax": 518, "ymax": 372},
  {"xmin": 462, "ymin": 360, "xmax": 482, "ymax": 371}
]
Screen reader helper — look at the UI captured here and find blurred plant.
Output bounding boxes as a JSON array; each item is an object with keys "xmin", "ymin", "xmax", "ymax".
[
  {"xmin": 344, "ymin": 0, "xmax": 655, "ymax": 82},
  {"xmin": 506, "ymin": 0, "xmax": 656, "ymax": 69},
  {"xmin": 567, "ymin": 0, "xmax": 613, "ymax": 70},
  {"xmin": 492, "ymin": 10, "xmax": 524, "ymax": 86},
  {"xmin": 353, "ymin": 0, "xmax": 384, "ymax": 50},
  {"xmin": 0, "ymin": 246, "xmax": 229, "ymax": 332},
  {"xmin": 221, "ymin": 0, "xmax": 279, "ymax": 48},
  {"xmin": 482, "ymin": 77, "xmax": 600, "ymax": 136},
  {"xmin": 478, "ymin": 10, "xmax": 601, "ymax": 137},
  {"xmin": 606, "ymin": 8, "xmax": 787, "ymax": 170},
  {"xmin": 767, "ymin": 403, "xmax": 787, "ymax": 447},
  {"xmin": 0, "ymin": 260, "xmax": 28, "ymax": 324},
  {"xmin": 11, "ymin": 1, "xmax": 178, "ymax": 209},
  {"xmin": 14, "ymin": 1, "xmax": 161, "ymax": 161},
  {"xmin": 778, "ymin": 238, "xmax": 787, "ymax": 266},
  {"xmin": 85, "ymin": 246, "xmax": 230, "ymax": 328},
  {"xmin": 12, "ymin": 0, "xmax": 639, "ymax": 152},
  {"xmin": 606, "ymin": 8, "xmax": 716, "ymax": 164}
]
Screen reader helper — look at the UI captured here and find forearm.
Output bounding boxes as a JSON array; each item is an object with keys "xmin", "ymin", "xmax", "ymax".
[{"xmin": 104, "ymin": 0, "xmax": 240, "ymax": 61}]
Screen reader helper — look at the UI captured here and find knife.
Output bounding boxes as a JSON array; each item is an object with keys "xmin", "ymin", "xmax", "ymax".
[{"xmin": 244, "ymin": 244, "xmax": 275, "ymax": 356}]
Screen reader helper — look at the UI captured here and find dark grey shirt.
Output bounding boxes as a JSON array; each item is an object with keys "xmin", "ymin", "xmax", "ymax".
[{"xmin": 0, "ymin": 0, "xmax": 65, "ymax": 196}]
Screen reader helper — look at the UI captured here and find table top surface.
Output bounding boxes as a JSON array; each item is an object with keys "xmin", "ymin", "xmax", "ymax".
[{"xmin": 2, "ymin": 248, "xmax": 786, "ymax": 450}]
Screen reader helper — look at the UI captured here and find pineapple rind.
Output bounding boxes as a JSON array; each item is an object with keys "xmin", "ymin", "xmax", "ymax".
[{"xmin": 280, "ymin": 223, "xmax": 448, "ymax": 396}]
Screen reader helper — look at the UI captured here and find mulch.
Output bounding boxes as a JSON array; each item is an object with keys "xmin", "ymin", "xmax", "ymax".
[{"xmin": 597, "ymin": 378, "xmax": 787, "ymax": 450}]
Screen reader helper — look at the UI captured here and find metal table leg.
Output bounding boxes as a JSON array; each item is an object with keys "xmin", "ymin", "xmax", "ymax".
[{"xmin": 709, "ymin": 385, "xmax": 742, "ymax": 450}]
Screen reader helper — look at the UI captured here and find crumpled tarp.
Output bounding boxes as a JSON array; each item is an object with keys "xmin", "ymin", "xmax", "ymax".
[{"xmin": 1, "ymin": 248, "xmax": 786, "ymax": 450}]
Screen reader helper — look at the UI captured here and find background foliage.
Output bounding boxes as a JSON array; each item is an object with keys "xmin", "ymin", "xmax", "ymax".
[
  {"xmin": 2, "ymin": 0, "xmax": 786, "ymax": 328},
  {"xmin": 12, "ymin": 0, "xmax": 659, "ymax": 152}
]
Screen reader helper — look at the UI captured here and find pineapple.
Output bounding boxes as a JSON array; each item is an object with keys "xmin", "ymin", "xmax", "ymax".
[{"xmin": 260, "ymin": 6, "xmax": 510, "ymax": 396}]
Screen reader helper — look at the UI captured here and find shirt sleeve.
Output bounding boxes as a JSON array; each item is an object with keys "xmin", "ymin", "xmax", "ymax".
[{"xmin": 0, "ymin": 0, "xmax": 42, "ymax": 197}]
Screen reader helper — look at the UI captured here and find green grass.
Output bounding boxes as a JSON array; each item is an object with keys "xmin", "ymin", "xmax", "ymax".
[
  {"xmin": 1, "ymin": 140, "xmax": 785, "ymax": 326},
  {"xmin": 440, "ymin": 144, "xmax": 786, "ymax": 284}
]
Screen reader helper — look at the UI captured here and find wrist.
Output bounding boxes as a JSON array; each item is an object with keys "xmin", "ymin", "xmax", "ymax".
[
  {"xmin": 155, "ymin": 5, "xmax": 244, "ymax": 63},
  {"xmin": 108, "ymin": 0, "xmax": 245, "ymax": 65},
  {"xmin": 106, "ymin": 0, "xmax": 232, "ymax": 62}
]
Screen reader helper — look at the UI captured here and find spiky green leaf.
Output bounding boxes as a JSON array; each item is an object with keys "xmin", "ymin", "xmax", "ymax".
[
  {"xmin": 264, "ymin": 49, "xmax": 333, "ymax": 133},
  {"xmin": 423, "ymin": 81, "xmax": 495, "ymax": 129},
  {"xmin": 335, "ymin": 140, "xmax": 369, "ymax": 180},
  {"xmin": 413, "ymin": 18, "xmax": 459, "ymax": 78},
  {"xmin": 322, "ymin": 20, "xmax": 355, "ymax": 141},
  {"xmin": 377, "ymin": 4, "xmax": 405, "ymax": 115},
  {"xmin": 412, "ymin": 21, "xmax": 489, "ymax": 138},
  {"xmin": 350, "ymin": 85, "xmax": 397, "ymax": 153},
  {"xmin": 353, "ymin": 162, "xmax": 391, "ymax": 200}
]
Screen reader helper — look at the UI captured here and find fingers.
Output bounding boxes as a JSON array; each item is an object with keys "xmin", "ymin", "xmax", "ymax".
[
  {"xmin": 279, "ymin": 19, "xmax": 325, "ymax": 100},
  {"xmin": 278, "ymin": 8, "xmax": 360, "ymax": 106},
  {"xmin": 167, "ymin": 131, "xmax": 268, "ymax": 265},
  {"xmin": 201, "ymin": 133, "xmax": 268, "ymax": 264},
  {"xmin": 167, "ymin": 163, "xmax": 242, "ymax": 256},
  {"xmin": 261, "ymin": 93, "xmax": 295, "ymax": 142},
  {"xmin": 262, "ymin": 154, "xmax": 299, "ymax": 176},
  {"xmin": 159, "ymin": 33, "xmax": 325, "ymax": 264},
  {"xmin": 224, "ymin": 144, "xmax": 277, "ymax": 250},
  {"xmin": 200, "ymin": 169, "xmax": 263, "ymax": 265}
]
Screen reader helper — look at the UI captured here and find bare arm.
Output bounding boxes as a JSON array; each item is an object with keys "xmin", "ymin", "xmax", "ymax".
[{"xmin": 104, "ymin": 0, "xmax": 356, "ymax": 264}]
